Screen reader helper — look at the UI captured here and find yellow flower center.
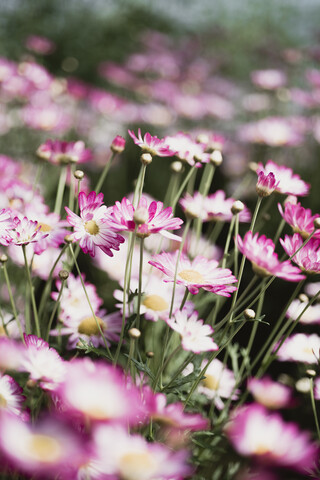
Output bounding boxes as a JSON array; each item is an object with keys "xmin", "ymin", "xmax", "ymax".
[
  {"xmin": 119, "ymin": 452, "xmax": 157, "ymax": 480},
  {"xmin": 0, "ymin": 394, "xmax": 7, "ymax": 408},
  {"xmin": 0, "ymin": 326, "xmax": 6, "ymax": 337},
  {"xmin": 142, "ymin": 295, "xmax": 168, "ymax": 312},
  {"xmin": 27, "ymin": 434, "xmax": 62, "ymax": 463},
  {"xmin": 38, "ymin": 223, "xmax": 52, "ymax": 232},
  {"xmin": 251, "ymin": 262, "xmax": 271, "ymax": 278},
  {"xmin": 78, "ymin": 316, "xmax": 105, "ymax": 336},
  {"xmin": 84, "ymin": 220, "xmax": 99, "ymax": 235},
  {"xmin": 254, "ymin": 443, "xmax": 271, "ymax": 455},
  {"xmin": 202, "ymin": 374, "xmax": 220, "ymax": 391},
  {"xmin": 178, "ymin": 269, "xmax": 205, "ymax": 283}
]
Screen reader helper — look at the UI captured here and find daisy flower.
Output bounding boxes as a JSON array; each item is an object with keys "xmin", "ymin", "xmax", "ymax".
[
  {"xmin": 65, "ymin": 190, "xmax": 124, "ymax": 257},
  {"xmin": 112, "ymin": 196, "xmax": 183, "ymax": 239},
  {"xmin": 286, "ymin": 298, "xmax": 320, "ymax": 324},
  {"xmin": 179, "ymin": 192, "xmax": 208, "ymax": 220},
  {"xmin": 247, "ymin": 377, "xmax": 292, "ymax": 409},
  {"xmin": 225, "ymin": 403, "xmax": 318, "ymax": 473},
  {"xmin": 37, "ymin": 139, "xmax": 92, "ymax": 165},
  {"xmin": 22, "ymin": 210, "xmax": 69, "ymax": 255},
  {"xmin": 0, "ymin": 208, "xmax": 14, "ymax": 246},
  {"xmin": 165, "ymin": 309, "xmax": 218, "ymax": 353},
  {"xmin": 6, "ymin": 216, "xmax": 48, "ymax": 246},
  {"xmin": 256, "ymin": 160, "xmax": 310, "ymax": 196},
  {"xmin": 205, "ymin": 190, "xmax": 251, "ymax": 222},
  {"xmin": 0, "ymin": 373, "xmax": 25, "ymax": 418},
  {"xmin": 280, "ymin": 233, "xmax": 320, "ymax": 274},
  {"xmin": 164, "ymin": 132, "xmax": 209, "ymax": 166},
  {"xmin": 251, "ymin": 69, "xmax": 287, "ymax": 90},
  {"xmin": 276, "ymin": 333, "xmax": 320, "ymax": 364},
  {"xmin": 278, "ymin": 201, "xmax": 320, "ymax": 240},
  {"xmin": 236, "ymin": 231, "xmax": 305, "ymax": 281},
  {"xmin": 128, "ymin": 128, "xmax": 176, "ymax": 157},
  {"xmin": 149, "ymin": 251, "xmax": 237, "ymax": 296}
]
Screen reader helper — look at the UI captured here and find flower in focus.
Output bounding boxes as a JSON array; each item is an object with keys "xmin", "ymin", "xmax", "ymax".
[
  {"xmin": 65, "ymin": 191, "xmax": 124, "ymax": 257},
  {"xmin": 278, "ymin": 201, "xmax": 320, "ymax": 240},
  {"xmin": 112, "ymin": 196, "xmax": 183, "ymax": 239},
  {"xmin": 256, "ymin": 171, "xmax": 279, "ymax": 197},
  {"xmin": 6, "ymin": 216, "xmax": 49, "ymax": 246},
  {"xmin": 128, "ymin": 128, "xmax": 176, "ymax": 157},
  {"xmin": 37, "ymin": 139, "xmax": 92, "ymax": 165},
  {"xmin": 111, "ymin": 135, "xmax": 126, "ymax": 153},
  {"xmin": 280, "ymin": 233, "xmax": 320, "ymax": 273},
  {"xmin": 276, "ymin": 333, "xmax": 320, "ymax": 364},
  {"xmin": 247, "ymin": 377, "xmax": 292, "ymax": 409},
  {"xmin": 165, "ymin": 309, "xmax": 218, "ymax": 353},
  {"xmin": 256, "ymin": 160, "xmax": 310, "ymax": 196},
  {"xmin": 225, "ymin": 403, "xmax": 318, "ymax": 473},
  {"xmin": 236, "ymin": 231, "xmax": 305, "ymax": 281},
  {"xmin": 149, "ymin": 251, "xmax": 237, "ymax": 296}
]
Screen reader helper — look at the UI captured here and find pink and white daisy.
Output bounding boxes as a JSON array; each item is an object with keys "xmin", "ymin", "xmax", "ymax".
[
  {"xmin": 256, "ymin": 160, "xmax": 310, "ymax": 196},
  {"xmin": 239, "ymin": 118, "xmax": 304, "ymax": 147},
  {"xmin": 128, "ymin": 128, "xmax": 176, "ymax": 157},
  {"xmin": 165, "ymin": 309, "xmax": 218, "ymax": 353},
  {"xmin": 6, "ymin": 216, "xmax": 49, "ymax": 246},
  {"xmin": 247, "ymin": 377, "xmax": 292, "ymax": 409},
  {"xmin": 0, "ymin": 373, "xmax": 25, "ymax": 418},
  {"xmin": 197, "ymin": 358, "xmax": 239, "ymax": 410},
  {"xmin": 280, "ymin": 233, "xmax": 320, "ymax": 273},
  {"xmin": 112, "ymin": 196, "xmax": 183, "ymax": 239},
  {"xmin": 164, "ymin": 132, "xmax": 209, "ymax": 166},
  {"xmin": 0, "ymin": 208, "xmax": 14, "ymax": 246},
  {"xmin": 205, "ymin": 190, "xmax": 251, "ymax": 222},
  {"xmin": 251, "ymin": 69, "xmax": 287, "ymax": 90},
  {"xmin": 20, "ymin": 335, "xmax": 66, "ymax": 391},
  {"xmin": 0, "ymin": 337, "xmax": 25, "ymax": 371},
  {"xmin": 149, "ymin": 251, "xmax": 237, "ymax": 296},
  {"xmin": 236, "ymin": 231, "xmax": 305, "ymax": 281},
  {"xmin": 278, "ymin": 201, "xmax": 320, "ymax": 240},
  {"xmin": 225, "ymin": 403, "xmax": 318, "ymax": 473},
  {"xmin": 179, "ymin": 192, "xmax": 208, "ymax": 220},
  {"xmin": 90, "ymin": 424, "xmax": 192, "ymax": 480},
  {"xmin": 57, "ymin": 358, "xmax": 142, "ymax": 425},
  {"xmin": 37, "ymin": 139, "xmax": 92, "ymax": 165},
  {"xmin": 256, "ymin": 171, "xmax": 279, "ymax": 197},
  {"xmin": 276, "ymin": 333, "xmax": 320, "ymax": 364},
  {"xmin": 286, "ymin": 298, "xmax": 320, "ymax": 324},
  {"xmin": 65, "ymin": 190, "xmax": 124, "ymax": 257},
  {"xmin": 0, "ymin": 413, "xmax": 86, "ymax": 478},
  {"xmin": 22, "ymin": 210, "xmax": 69, "ymax": 255}
]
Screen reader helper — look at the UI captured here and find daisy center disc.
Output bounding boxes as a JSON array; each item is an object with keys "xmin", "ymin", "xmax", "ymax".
[
  {"xmin": 179, "ymin": 269, "xmax": 205, "ymax": 283},
  {"xmin": 84, "ymin": 220, "xmax": 99, "ymax": 235},
  {"xmin": 0, "ymin": 394, "xmax": 7, "ymax": 408},
  {"xmin": 202, "ymin": 374, "xmax": 220, "ymax": 391},
  {"xmin": 142, "ymin": 295, "xmax": 168, "ymax": 311},
  {"xmin": 119, "ymin": 451, "xmax": 157, "ymax": 480},
  {"xmin": 251, "ymin": 262, "xmax": 271, "ymax": 278},
  {"xmin": 28, "ymin": 434, "xmax": 62, "ymax": 463},
  {"xmin": 78, "ymin": 316, "xmax": 105, "ymax": 336},
  {"xmin": 38, "ymin": 222, "xmax": 52, "ymax": 232}
]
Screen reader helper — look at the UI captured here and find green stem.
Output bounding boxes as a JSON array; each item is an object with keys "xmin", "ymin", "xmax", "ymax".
[
  {"xmin": 310, "ymin": 378, "xmax": 320, "ymax": 441},
  {"xmin": 54, "ymin": 166, "xmax": 67, "ymax": 215},
  {"xmin": 171, "ymin": 166, "xmax": 196, "ymax": 214},
  {"xmin": 94, "ymin": 152, "xmax": 115, "ymax": 194},
  {"xmin": 1, "ymin": 264, "xmax": 24, "ymax": 341},
  {"xmin": 22, "ymin": 245, "xmax": 40, "ymax": 337},
  {"xmin": 153, "ymin": 345, "xmax": 181, "ymax": 390},
  {"xmin": 46, "ymin": 279, "xmax": 66, "ymax": 341},
  {"xmin": 68, "ymin": 164, "xmax": 76, "ymax": 212},
  {"xmin": 179, "ymin": 288, "xmax": 190, "ymax": 311},
  {"xmin": 135, "ymin": 238, "xmax": 144, "ymax": 330}
]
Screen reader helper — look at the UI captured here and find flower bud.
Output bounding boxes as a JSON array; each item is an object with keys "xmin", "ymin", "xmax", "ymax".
[
  {"xmin": 210, "ymin": 150, "xmax": 223, "ymax": 166},
  {"xmin": 74, "ymin": 170, "xmax": 84, "ymax": 180},
  {"xmin": 256, "ymin": 171, "xmax": 278, "ymax": 197},
  {"xmin": 171, "ymin": 160, "xmax": 183, "ymax": 173},
  {"xmin": 306, "ymin": 369, "xmax": 316, "ymax": 378},
  {"xmin": 146, "ymin": 351, "xmax": 154, "ymax": 358},
  {"xmin": 249, "ymin": 161, "xmax": 259, "ymax": 172},
  {"xmin": 111, "ymin": 135, "xmax": 126, "ymax": 154},
  {"xmin": 58, "ymin": 270, "xmax": 69, "ymax": 281},
  {"xmin": 244, "ymin": 308, "xmax": 256, "ymax": 320},
  {"xmin": 64, "ymin": 234, "xmax": 74, "ymax": 244},
  {"xmin": 196, "ymin": 133, "xmax": 209, "ymax": 144},
  {"xmin": 133, "ymin": 207, "xmax": 149, "ymax": 225},
  {"xmin": 140, "ymin": 153, "xmax": 152, "ymax": 165},
  {"xmin": 0, "ymin": 254, "xmax": 8, "ymax": 264},
  {"xmin": 128, "ymin": 328, "xmax": 141, "ymax": 339},
  {"xmin": 298, "ymin": 293, "xmax": 309, "ymax": 303},
  {"xmin": 314, "ymin": 218, "xmax": 320, "ymax": 230},
  {"xmin": 231, "ymin": 200, "xmax": 244, "ymax": 215}
]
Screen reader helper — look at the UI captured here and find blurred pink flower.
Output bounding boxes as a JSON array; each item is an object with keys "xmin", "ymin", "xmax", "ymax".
[
  {"xmin": 280, "ymin": 233, "xmax": 320, "ymax": 273},
  {"xmin": 37, "ymin": 139, "xmax": 92, "ymax": 165},
  {"xmin": 247, "ymin": 377, "xmax": 292, "ymax": 409},
  {"xmin": 25, "ymin": 35, "xmax": 55, "ymax": 55},
  {"xmin": 251, "ymin": 69, "xmax": 287, "ymax": 90},
  {"xmin": 276, "ymin": 333, "xmax": 320, "ymax": 363},
  {"xmin": 128, "ymin": 128, "xmax": 176, "ymax": 157},
  {"xmin": 257, "ymin": 160, "xmax": 309, "ymax": 196},
  {"xmin": 278, "ymin": 201, "xmax": 320, "ymax": 240}
]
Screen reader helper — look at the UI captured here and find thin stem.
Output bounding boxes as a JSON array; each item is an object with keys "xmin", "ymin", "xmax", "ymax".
[
  {"xmin": 54, "ymin": 166, "xmax": 67, "ymax": 215},
  {"xmin": 46, "ymin": 279, "xmax": 66, "ymax": 341},
  {"xmin": 1, "ymin": 264, "xmax": 24, "ymax": 341},
  {"xmin": 179, "ymin": 288, "xmax": 189, "ymax": 311},
  {"xmin": 171, "ymin": 166, "xmax": 196, "ymax": 214},
  {"xmin": 22, "ymin": 245, "xmax": 40, "ymax": 337},
  {"xmin": 68, "ymin": 164, "xmax": 76, "ymax": 212},
  {"xmin": 153, "ymin": 345, "xmax": 181, "ymax": 391},
  {"xmin": 273, "ymin": 218, "xmax": 286, "ymax": 244},
  {"xmin": 94, "ymin": 152, "xmax": 115, "ymax": 194},
  {"xmin": 310, "ymin": 378, "xmax": 320, "ymax": 441},
  {"xmin": 135, "ymin": 238, "xmax": 144, "ymax": 330},
  {"xmin": 162, "ymin": 353, "xmax": 195, "ymax": 391}
]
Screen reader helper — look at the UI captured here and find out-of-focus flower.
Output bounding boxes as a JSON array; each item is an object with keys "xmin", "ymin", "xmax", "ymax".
[
  {"xmin": 0, "ymin": 337, "xmax": 24, "ymax": 371},
  {"xmin": 256, "ymin": 171, "xmax": 279, "ymax": 197},
  {"xmin": 236, "ymin": 231, "xmax": 305, "ymax": 281},
  {"xmin": 65, "ymin": 191, "xmax": 124, "ymax": 257},
  {"xmin": 179, "ymin": 192, "xmax": 208, "ymax": 220},
  {"xmin": 112, "ymin": 196, "xmax": 183, "ymax": 239},
  {"xmin": 0, "ymin": 373, "xmax": 25, "ymax": 418},
  {"xmin": 165, "ymin": 309, "xmax": 218, "ymax": 353},
  {"xmin": 251, "ymin": 69, "xmax": 287, "ymax": 90},
  {"xmin": 286, "ymin": 297, "xmax": 320, "ymax": 324},
  {"xmin": 164, "ymin": 132, "xmax": 209, "ymax": 166},
  {"xmin": 278, "ymin": 201, "xmax": 320, "ymax": 240},
  {"xmin": 110, "ymin": 135, "xmax": 126, "ymax": 154},
  {"xmin": 128, "ymin": 128, "xmax": 176, "ymax": 157},
  {"xmin": 37, "ymin": 139, "xmax": 92, "ymax": 165},
  {"xmin": 225, "ymin": 403, "xmax": 318, "ymax": 473},
  {"xmin": 281, "ymin": 233, "xmax": 320, "ymax": 274},
  {"xmin": 239, "ymin": 118, "xmax": 304, "ymax": 147},
  {"xmin": 149, "ymin": 251, "xmax": 237, "ymax": 296},
  {"xmin": 247, "ymin": 377, "xmax": 292, "ymax": 409},
  {"xmin": 197, "ymin": 358, "xmax": 239, "ymax": 410},
  {"xmin": 256, "ymin": 160, "xmax": 310, "ymax": 196},
  {"xmin": 0, "ymin": 208, "xmax": 14, "ymax": 246},
  {"xmin": 25, "ymin": 35, "xmax": 55, "ymax": 55},
  {"xmin": 276, "ymin": 333, "xmax": 320, "ymax": 363},
  {"xmin": 205, "ymin": 190, "xmax": 251, "ymax": 222}
]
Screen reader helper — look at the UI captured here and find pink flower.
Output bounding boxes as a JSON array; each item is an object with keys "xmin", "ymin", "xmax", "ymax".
[
  {"xmin": 251, "ymin": 69, "xmax": 287, "ymax": 90},
  {"xmin": 278, "ymin": 201, "xmax": 320, "ymax": 240},
  {"xmin": 286, "ymin": 298, "xmax": 320, "ymax": 324},
  {"xmin": 236, "ymin": 231, "xmax": 305, "ymax": 281},
  {"xmin": 112, "ymin": 196, "xmax": 183, "ymax": 239},
  {"xmin": 22, "ymin": 211, "xmax": 69, "ymax": 255},
  {"xmin": 0, "ymin": 208, "xmax": 15, "ymax": 246},
  {"xmin": 165, "ymin": 309, "xmax": 218, "ymax": 353},
  {"xmin": 65, "ymin": 191, "xmax": 124, "ymax": 257},
  {"xmin": 164, "ymin": 132, "xmax": 209, "ymax": 166},
  {"xmin": 0, "ymin": 373, "xmax": 26, "ymax": 418},
  {"xmin": 111, "ymin": 135, "xmax": 126, "ymax": 153},
  {"xmin": 25, "ymin": 35, "xmax": 55, "ymax": 55},
  {"xmin": 6, "ymin": 216, "xmax": 49, "ymax": 246},
  {"xmin": 37, "ymin": 139, "xmax": 92, "ymax": 165},
  {"xmin": 239, "ymin": 118, "xmax": 304, "ymax": 147},
  {"xmin": 225, "ymin": 403, "xmax": 318, "ymax": 473},
  {"xmin": 128, "ymin": 128, "xmax": 176, "ymax": 157},
  {"xmin": 280, "ymin": 233, "xmax": 320, "ymax": 273},
  {"xmin": 179, "ymin": 192, "xmax": 208, "ymax": 220},
  {"xmin": 247, "ymin": 377, "xmax": 292, "ymax": 409},
  {"xmin": 256, "ymin": 171, "xmax": 279, "ymax": 197},
  {"xmin": 205, "ymin": 190, "xmax": 251, "ymax": 222},
  {"xmin": 256, "ymin": 160, "xmax": 310, "ymax": 196},
  {"xmin": 276, "ymin": 333, "xmax": 320, "ymax": 364},
  {"xmin": 149, "ymin": 251, "xmax": 237, "ymax": 296}
]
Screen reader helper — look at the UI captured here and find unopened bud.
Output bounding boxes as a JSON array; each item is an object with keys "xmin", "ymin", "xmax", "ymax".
[
  {"xmin": 299, "ymin": 293, "xmax": 309, "ymax": 303},
  {"xmin": 64, "ymin": 234, "xmax": 74, "ymax": 244},
  {"xmin": 256, "ymin": 171, "xmax": 278, "ymax": 197},
  {"xmin": 111, "ymin": 135, "xmax": 126, "ymax": 154},
  {"xmin": 146, "ymin": 351, "xmax": 154, "ymax": 358},
  {"xmin": 210, "ymin": 150, "xmax": 223, "ymax": 166},
  {"xmin": 128, "ymin": 328, "xmax": 141, "ymax": 339},
  {"xmin": 26, "ymin": 379, "xmax": 37, "ymax": 388},
  {"xmin": 58, "ymin": 270, "xmax": 69, "ymax": 281},
  {"xmin": 193, "ymin": 153, "xmax": 203, "ymax": 163},
  {"xmin": 196, "ymin": 133, "xmax": 209, "ymax": 144},
  {"xmin": 133, "ymin": 207, "xmax": 149, "ymax": 225},
  {"xmin": 140, "ymin": 153, "xmax": 152, "ymax": 165},
  {"xmin": 244, "ymin": 308, "xmax": 255, "ymax": 320},
  {"xmin": 74, "ymin": 170, "xmax": 84, "ymax": 180},
  {"xmin": 0, "ymin": 254, "xmax": 8, "ymax": 264},
  {"xmin": 314, "ymin": 218, "xmax": 320, "ymax": 230},
  {"xmin": 171, "ymin": 160, "xmax": 183, "ymax": 173},
  {"xmin": 296, "ymin": 377, "xmax": 310, "ymax": 393},
  {"xmin": 306, "ymin": 369, "xmax": 316, "ymax": 378},
  {"xmin": 231, "ymin": 200, "xmax": 244, "ymax": 215},
  {"xmin": 284, "ymin": 195, "xmax": 297, "ymax": 206},
  {"xmin": 249, "ymin": 161, "xmax": 259, "ymax": 173}
]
